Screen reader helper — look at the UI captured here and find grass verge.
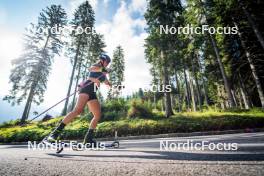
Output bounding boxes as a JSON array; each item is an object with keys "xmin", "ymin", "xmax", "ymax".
[{"xmin": 0, "ymin": 109, "xmax": 264, "ymax": 143}]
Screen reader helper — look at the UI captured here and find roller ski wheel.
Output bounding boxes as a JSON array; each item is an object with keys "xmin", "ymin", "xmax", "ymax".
[
  {"xmin": 41, "ymin": 136, "xmax": 64, "ymax": 154},
  {"xmin": 101, "ymin": 141, "xmax": 119, "ymax": 148},
  {"xmin": 111, "ymin": 141, "xmax": 119, "ymax": 148},
  {"xmin": 56, "ymin": 142, "xmax": 64, "ymax": 154},
  {"xmin": 113, "ymin": 141, "xmax": 119, "ymax": 148}
]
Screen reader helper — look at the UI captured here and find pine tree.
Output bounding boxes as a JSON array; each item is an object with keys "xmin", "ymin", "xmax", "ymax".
[
  {"xmin": 4, "ymin": 5, "xmax": 67, "ymax": 123},
  {"xmin": 62, "ymin": 1, "xmax": 95, "ymax": 115},
  {"xmin": 145, "ymin": 0, "xmax": 184, "ymax": 117},
  {"xmin": 108, "ymin": 45, "xmax": 125, "ymax": 99}
]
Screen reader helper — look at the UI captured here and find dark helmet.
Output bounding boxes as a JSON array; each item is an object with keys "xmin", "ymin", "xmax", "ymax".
[{"xmin": 99, "ymin": 53, "xmax": 111, "ymax": 64}]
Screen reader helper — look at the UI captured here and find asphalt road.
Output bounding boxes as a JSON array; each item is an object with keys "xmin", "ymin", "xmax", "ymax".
[{"xmin": 0, "ymin": 132, "xmax": 264, "ymax": 176}]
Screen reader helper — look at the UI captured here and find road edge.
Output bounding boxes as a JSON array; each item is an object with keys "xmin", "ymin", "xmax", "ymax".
[
  {"xmin": 2, "ymin": 127, "xmax": 264, "ymax": 145},
  {"xmin": 98, "ymin": 127, "xmax": 264, "ymax": 141}
]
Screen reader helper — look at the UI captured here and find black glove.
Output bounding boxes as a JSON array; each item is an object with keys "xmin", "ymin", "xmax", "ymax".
[
  {"xmin": 101, "ymin": 67, "xmax": 107, "ymax": 73},
  {"xmin": 101, "ymin": 67, "xmax": 111, "ymax": 73}
]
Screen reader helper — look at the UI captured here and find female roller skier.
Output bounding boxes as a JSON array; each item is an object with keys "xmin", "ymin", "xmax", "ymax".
[{"xmin": 43, "ymin": 53, "xmax": 111, "ymax": 146}]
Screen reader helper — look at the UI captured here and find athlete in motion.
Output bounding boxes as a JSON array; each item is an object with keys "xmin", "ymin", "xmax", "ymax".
[{"xmin": 44, "ymin": 53, "xmax": 111, "ymax": 145}]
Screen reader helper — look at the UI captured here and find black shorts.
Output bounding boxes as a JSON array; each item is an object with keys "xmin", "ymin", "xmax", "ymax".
[{"xmin": 79, "ymin": 80, "xmax": 98, "ymax": 101}]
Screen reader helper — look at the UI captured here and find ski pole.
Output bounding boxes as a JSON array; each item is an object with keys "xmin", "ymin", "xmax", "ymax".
[{"xmin": 27, "ymin": 73, "xmax": 107, "ymax": 123}]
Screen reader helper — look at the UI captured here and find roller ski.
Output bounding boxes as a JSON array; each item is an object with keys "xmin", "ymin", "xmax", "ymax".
[
  {"xmin": 71, "ymin": 140, "xmax": 119, "ymax": 151},
  {"xmin": 72, "ymin": 129, "xmax": 119, "ymax": 151},
  {"xmin": 42, "ymin": 135, "xmax": 67, "ymax": 154},
  {"xmin": 41, "ymin": 122, "xmax": 66, "ymax": 154}
]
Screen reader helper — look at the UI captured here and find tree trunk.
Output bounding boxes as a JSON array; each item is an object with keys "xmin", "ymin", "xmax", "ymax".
[
  {"xmin": 21, "ymin": 83, "xmax": 36, "ymax": 123},
  {"xmin": 231, "ymin": 89, "xmax": 238, "ymax": 107},
  {"xmin": 238, "ymin": 0, "xmax": 264, "ymax": 50},
  {"xmin": 197, "ymin": 56, "xmax": 209, "ymax": 106},
  {"xmin": 189, "ymin": 76, "xmax": 197, "ymax": 112},
  {"xmin": 192, "ymin": 54, "xmax": 202, "ymax": 110},
  {"xmin": 201, "ymin": 78, "xmax": 209, "ymax": 106},
  {"xmin": 62, "ymin": 42, "xmax": 81, "ymax": 115},
  {"xmin": 183, "ymin": 64, "xmax": 191, "ymax": 111},
  {"xmin": 194, "ymin": 76, "xmax": 202, "ymax": 111},
  {"xmin": 209, "ymin": 34, "xmax": 236, "ymax": 108},
  {"xmin": 161, "ymin": 51, "xmax": 173, "ymax": 117},
  {"xmin": 217, "ymin": 84, "xmax": 225, "ymax": 110},
  {"xmin": 243, "ymin": 49, "xmax": 264, "ymax": 108},
  {"xmin": 238, "ymin": 73, "xmax": 251, "ymax": 109},
  {"xmin": 26, "ymin": 99, "xmax": 32, "ymax": 120},
  {"xmin": 83, "ymin": 46, "xmax": 91, "ymax": 81},
  {"xmin": 189, "ymin": 58, "xmax": 197, "ymax": 112},
  {"xmin": 71, "ymin": 61, "xmax": 82, "ymax": 111},
  {"xmin": 239, "ymin": 88, "xmax": 247, "ymax": 109},
  {"xmin": 237, "ymin": 87, "xmax": 243, "ymax": 109},
  {"xmin": 153, "ymin": 92, "xmax": 157, "ymax": 109},
  {"xmin": 161, "ymin": 99, "xmax": 165, "ymax": 112},
  {"xmin": 234, "ymin": 22, "xmax": 264, "ymax": 108},
  {"xmin": 198, "ymin": 0, "xmax": 235, "ymax": 107},
  {"xmin": 174, "ymin": 70, "xmax": 182, "ymax": 112},
  {"xmin": 20, "ymin": 35, "xmax": 51, "ymax": 123}
]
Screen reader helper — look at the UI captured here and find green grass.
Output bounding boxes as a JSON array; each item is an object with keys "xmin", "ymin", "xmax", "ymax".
[{"xmin": 0, "ymin": 108, "xmax": 264, "ymax": 143}]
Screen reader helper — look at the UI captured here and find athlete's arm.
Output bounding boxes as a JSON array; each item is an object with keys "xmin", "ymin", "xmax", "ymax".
[
  {"xmin": 104, "ymin": 79, "xmax": 112, "ymax": 87},
  {"xmin": 89, "ymin": 64, "xmax": 102, "ymax": 72}
]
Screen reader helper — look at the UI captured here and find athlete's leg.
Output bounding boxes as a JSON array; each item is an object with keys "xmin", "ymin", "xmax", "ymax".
[
  {"xmin": 62, "ymin": 93, "xmax": 89, "ymax": 124},
  {"xmin": 83, "ymin": 99, "xmax": 101, "ymax": 144},
  {"xmin": 87, "ymin": 99, "xmax": 101, "ymax": 128},
  {"xmin": 47, "ymin": 93, "xmax": 89, "ymax": 141}
]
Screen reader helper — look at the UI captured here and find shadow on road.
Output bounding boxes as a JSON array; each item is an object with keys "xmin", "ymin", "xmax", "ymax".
[{"xmin": 46, "ymin": 150, "xmax": 264, "ymax": 162}]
